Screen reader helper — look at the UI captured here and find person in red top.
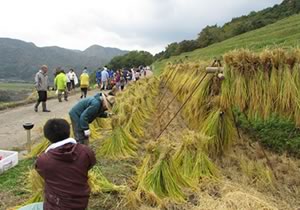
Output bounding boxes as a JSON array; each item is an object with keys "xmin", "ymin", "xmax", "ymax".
[{"xmin": 35, "ymin": 118, "xmax": 96, "ymax": 210}]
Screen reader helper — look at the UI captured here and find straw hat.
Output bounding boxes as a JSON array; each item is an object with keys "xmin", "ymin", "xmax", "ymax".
[{"xmin": 102, "ymin": 93, "xmax": 115, "ymax": 111}]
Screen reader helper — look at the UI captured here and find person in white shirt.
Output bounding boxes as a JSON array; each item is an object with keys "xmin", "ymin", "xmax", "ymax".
[
  {"xmin": 69, "ymin": 69, "xmax": 76, "ymax": 90},
  {"xmin": 131, "ymin": 68, "xmax": 136, "ymax": 81},
  {"xmin": 101, "ymin": 67, "xmax": 109, "ymax": 90},
  {"xmin": 66, "ymin": 69, "xmax": 72, "ymax": 91}
]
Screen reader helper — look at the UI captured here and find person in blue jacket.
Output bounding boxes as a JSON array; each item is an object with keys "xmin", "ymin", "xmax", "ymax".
[
  {"xmin": 69, "ymin": 93, "xmax": 115, "ymax": 145},
  {"xmin": 96, "ymin": 68, "xmax": 102, "ymax": 88}
]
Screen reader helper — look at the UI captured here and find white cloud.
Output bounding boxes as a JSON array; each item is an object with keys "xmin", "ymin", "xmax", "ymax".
[{"xmin": 0, "ymin": 0, "xmax": 282, "ymax": 54}]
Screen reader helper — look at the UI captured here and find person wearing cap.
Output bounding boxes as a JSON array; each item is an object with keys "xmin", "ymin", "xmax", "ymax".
[
  {"xmin": 80, "ymin": 69, "xmax": 89, "ymax": 98},
  {"xmin": 69, "ymin": 93, "xmax": 115, "ymax": 145},
  {"xmin": 34, "ymin": 65, "xmax": 50, "ymax": 112}
]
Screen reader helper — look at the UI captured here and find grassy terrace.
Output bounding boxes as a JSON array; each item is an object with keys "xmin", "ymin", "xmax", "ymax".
[{"xmin": 153, "ymin": 14, "xmax": 300, "ymax": 74}]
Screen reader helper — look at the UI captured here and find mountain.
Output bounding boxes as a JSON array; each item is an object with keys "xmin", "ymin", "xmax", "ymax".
[{"xmin": 0, "ymin": 38, "xmax": 128, "ymax": 82}]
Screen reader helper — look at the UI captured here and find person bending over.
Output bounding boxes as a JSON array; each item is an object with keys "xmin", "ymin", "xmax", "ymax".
[{"xmin": 69, "ymin": 93, "xmax": 115, "ymax": 145}]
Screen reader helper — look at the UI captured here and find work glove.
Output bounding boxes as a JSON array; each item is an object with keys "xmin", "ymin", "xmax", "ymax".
[
  {"xmin": 84, "ymin": 129, "xmax": 91, "ymax": 137},
  {"xmin": 107, "ymin": 112, "xmax": 114, "ymax": 117}
]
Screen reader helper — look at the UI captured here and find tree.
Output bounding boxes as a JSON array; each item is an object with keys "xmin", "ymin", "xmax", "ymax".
[
  {"xmin": 196, "ymin": 25, "xmax": 224, "ymax": 48},
  {"xmin": 107, "ymin": 51, "xmax": 154, "ymax": 70}
]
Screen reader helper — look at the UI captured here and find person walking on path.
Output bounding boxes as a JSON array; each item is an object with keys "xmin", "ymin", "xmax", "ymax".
[
  {"xmin": 54, "ymin": 69, "xmax": 68, "ymax": 102},
  {"xmin": 101, "ymin": 67, "xmax": 109, "ymax": 90},
  {"xmin": 35, "ymin": 118, "xmax": 96, "ymax": 209},
  {"xmin": 80, "ymin": 70, "xmax": 89, "ymax": 98},
  {"xmin": 69, "ymin": 69, "xmax": 76, "ymax": 90},
  {"xmin": 34, "ymin": 65, "xmax": 50, "ymax": 112},
  {"xmin": 66, "ymin": 69, "xmax": 72, "ymax": 91},
  {"xmin": 69, "ymin": 93, "xmax": 115, "ymax": 145}
]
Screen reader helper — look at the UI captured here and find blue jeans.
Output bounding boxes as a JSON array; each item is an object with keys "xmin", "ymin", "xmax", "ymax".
[{"xmin": 18, "ymin": 202, "xmax": 43, "ymax": 210}]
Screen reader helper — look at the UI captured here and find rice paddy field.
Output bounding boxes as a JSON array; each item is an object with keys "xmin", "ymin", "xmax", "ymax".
[
  {"xmin": 0, "ymin": 82, "xmax": 34, "ymax": 102},
  {"xmin": 1, "ymin": 15, "xmax": 300, "ymax": 210}
]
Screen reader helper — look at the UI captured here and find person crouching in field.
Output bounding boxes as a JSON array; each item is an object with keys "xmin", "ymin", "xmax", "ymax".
[
  {"xmin": 69, "ymin": 93, "xmax": 115, "ymax": 145},
  {"xmin": 80, "ymin": 69, "xmax": 89, "ymax": 98},
  {"xmin": 34, "ymin": 118, "xmax": 96, "ymax": 210},
  {"xmin": 54, "ymin": 69, "xmax": 68, "ymax": 102}
]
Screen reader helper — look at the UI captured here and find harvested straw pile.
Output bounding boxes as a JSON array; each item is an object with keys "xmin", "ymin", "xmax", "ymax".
[
  {"xmin": 88, "ymin": 166, "xmax": 127, "ymax": 194},
  {"xmin": 15, "ymin": 166, "xmax": 124, "ymax": 208},
  {"xmin": 98, "ymin": 77, "xmax": 159, "ymax": 159},
  {"xmin": 134, "ymin": 143, "xmax": 191, "ymax": 204},
  {"xmin": 173, "ymin": 131, "xmax": 219, "ymax": 182}
]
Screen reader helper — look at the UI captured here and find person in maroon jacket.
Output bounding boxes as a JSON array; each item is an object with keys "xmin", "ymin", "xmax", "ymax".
[{"xmin": 35, "ymin": 118, "xmax": 96, "ymax": 210}]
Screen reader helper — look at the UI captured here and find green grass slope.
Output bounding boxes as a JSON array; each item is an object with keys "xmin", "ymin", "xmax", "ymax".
[{"xmin": 153, "ymin": 14, "xmax": 300, "ymax": 74}]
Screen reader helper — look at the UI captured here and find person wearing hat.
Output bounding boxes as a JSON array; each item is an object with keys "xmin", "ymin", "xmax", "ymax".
[{"xmin": 69, "ymin": 93, "xmax": 115, "ymax": 145}]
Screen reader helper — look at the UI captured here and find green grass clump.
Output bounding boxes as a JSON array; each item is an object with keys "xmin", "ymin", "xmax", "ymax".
[
  {"xmin": 0, "ymin": 158, "xmax": 34, "ymax": 195},
  {"xmin": 237, "ymin": 113, "xmax": 300, "ymax": 157}
]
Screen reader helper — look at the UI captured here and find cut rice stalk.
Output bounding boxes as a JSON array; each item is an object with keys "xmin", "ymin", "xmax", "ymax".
[
  {"xmin": 27, "ymin": 138, "xmax": 50, "ymax": 158},
  {"xmin": 98, "ymin": 126, "xmax": 138, "ymax": 159},
  {"xmin": 88, "ymin": 166, "xmax": 127, "ymax": 194}
]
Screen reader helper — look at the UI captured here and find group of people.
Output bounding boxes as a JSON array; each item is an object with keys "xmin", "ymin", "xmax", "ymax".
[
  {"xmin": 23, "ymin": 64, "xmax": 150, "ymax": 209},
  {"xmin": 34, "ymin": 65, "xmax": 150, "ymax": 113},
  {"xmin": 95, "ymin": 66, "xmax": 148, "ymax": 91},
  {"xmin": 34, "ymin": 65, "xmax": 91, "ymax": 113}
]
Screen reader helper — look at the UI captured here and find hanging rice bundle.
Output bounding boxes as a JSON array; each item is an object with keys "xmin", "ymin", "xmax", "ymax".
[
  {"xmin": 270, "ymin": 48, "xmax": 286, "ymax": 70},
  {"xmin": 88, "ymin": 166, "xmax": 127, "ymax": 194},
  {"xmin": 184, "ymin": 73, "xmax": 223, "ymax": 130},
  {"xmin": 27, "ymin": 138, "xmax": 50, "ymax": 158},
  {"xmin": 224, "ymin": 49, "xmax": 261, "ymax": 112},
  {"xmin": 220, "ymin": 68, "xmax": 232, "ymax": 110},
  {"xmin": 247, "ymin": 70, "xmax": 267, "ymax": 120},
  {"xmin": 173, "ymin": 131, "xmax": 219, "ymax": 182},
  {"xmin": 200, "ymin": 108, "xmax": 237, "ymax": 157},
  {"xmin": 98, "ymin": 126, "xmax": 138, "ymax": 159},
  {"xmin": 126, "ymin": 109, "xmax": 146, "ymax": 138},
  {"xmin": 277, "ymin": 66, "xmax": 299, "ymax": 116}
]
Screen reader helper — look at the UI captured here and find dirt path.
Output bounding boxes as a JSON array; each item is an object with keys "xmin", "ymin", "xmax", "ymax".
[
  {"xmin": 0, "ymin": 89, "xmax": 99, "ymax": 151},
  {"xmin": 0, "ymin": 70, "xmax": 153, "ymax": 151}
]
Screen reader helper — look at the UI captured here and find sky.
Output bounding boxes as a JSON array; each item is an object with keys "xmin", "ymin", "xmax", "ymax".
[{"xmin": 0, "ymin": 0, "xmax": 282, "ymax": 54}]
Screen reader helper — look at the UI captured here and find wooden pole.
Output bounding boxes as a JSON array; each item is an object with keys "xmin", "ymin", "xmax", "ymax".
[
  {"xmin": 27, "ymin": 130, "xmax": 31, "ymax": 153},
  {"xmin": 157, "ymin": 69, "xmax": 180, "ymax": 107},
  {"xmin": 155, "ymin": 73, "xmax": 208, "ymax": 141}
]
